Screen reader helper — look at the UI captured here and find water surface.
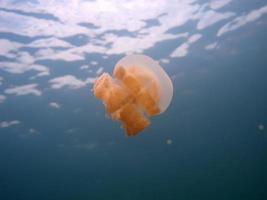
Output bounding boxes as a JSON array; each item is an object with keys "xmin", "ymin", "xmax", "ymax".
[{"xmin": 0, "ymin": 0, "xmax": 267, "ymax": 199}]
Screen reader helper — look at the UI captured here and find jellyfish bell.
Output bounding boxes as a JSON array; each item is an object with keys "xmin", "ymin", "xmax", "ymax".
[
  {"xmin": 93, "ymin": 54, "xmax": 173, "ymax": 136},
  {"xmin": 114, "ymin": 54, "xmax": 173, "ymax": 114}
]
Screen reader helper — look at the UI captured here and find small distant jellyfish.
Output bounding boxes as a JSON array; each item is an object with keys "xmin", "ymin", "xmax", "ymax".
[{"xmin": 93, "ymin": 54, "xmax": 173, "ymax": 136}]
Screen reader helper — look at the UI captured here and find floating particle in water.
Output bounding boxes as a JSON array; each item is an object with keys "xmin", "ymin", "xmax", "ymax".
[
  {"xmin": 166, "ymin": 139, "xmax": 173, "ymax": 145},
  {"xmin": 258, "ymin": 124, "xmax": 265, "ymax": 131}
]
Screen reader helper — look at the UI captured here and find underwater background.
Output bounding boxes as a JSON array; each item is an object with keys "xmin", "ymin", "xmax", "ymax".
[{"xmin": 0, "ymin": 0, "xmax": 267, "ymax": 199}]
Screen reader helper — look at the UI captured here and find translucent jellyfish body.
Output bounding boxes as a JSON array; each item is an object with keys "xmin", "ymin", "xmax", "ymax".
[{"xmin": 93, "ymin": 54, "xmax": 173, "ymax": 136}]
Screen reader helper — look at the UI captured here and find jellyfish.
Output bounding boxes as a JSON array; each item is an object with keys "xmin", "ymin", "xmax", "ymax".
[{"xmin": 93, "ymin": 54, "xmax": 173, "ymax": 136}]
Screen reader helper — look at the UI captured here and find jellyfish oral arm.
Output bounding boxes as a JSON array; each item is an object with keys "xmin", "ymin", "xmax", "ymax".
[{"xmin": 93, "ymin": 72, "xmax": 151, "ymax": 136}]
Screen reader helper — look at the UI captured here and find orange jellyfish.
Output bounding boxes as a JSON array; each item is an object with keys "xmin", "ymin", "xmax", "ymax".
[{"xmin": 93, "ymin": 54, "xmax": 173, "ymax": 136}]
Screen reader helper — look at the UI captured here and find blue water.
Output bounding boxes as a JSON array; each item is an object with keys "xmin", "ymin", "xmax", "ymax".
[{"xmin": 0, "ymin": 0, "xmax": 267, "ymax": 199}]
